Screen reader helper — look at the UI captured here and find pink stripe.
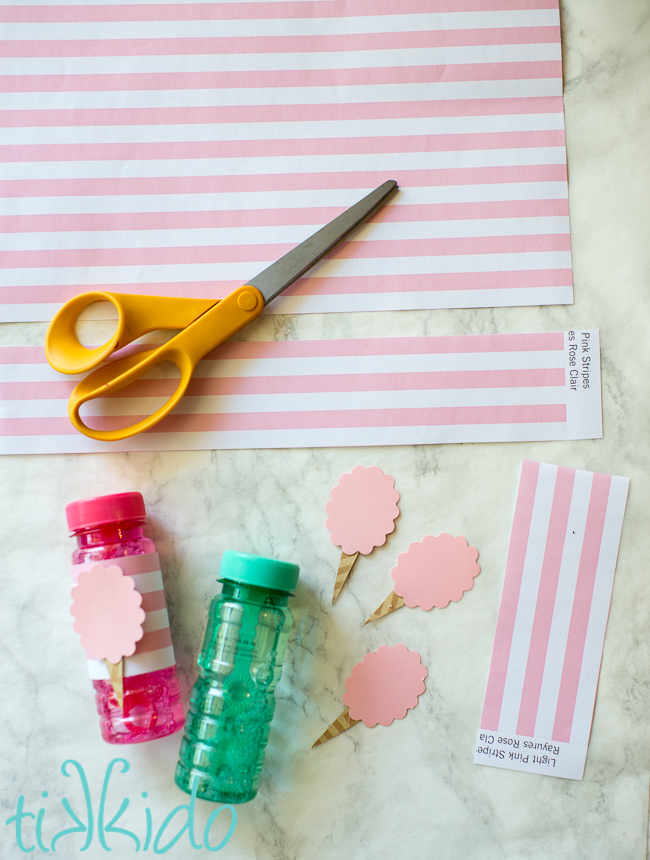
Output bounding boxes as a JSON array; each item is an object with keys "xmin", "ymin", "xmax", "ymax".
[
  {"xmin": 210, "ymin": 332, "xmax": 564, "ymax": 356},
  {"xmin": 0, "ymin": 201, "xmax": 569, "ymax": 234},
  {"xmin": 0, "ymin": 1, "xmax": 559, "ymax": 24},
  {"xmin": 334, "ymin": 234, "xmax": 571, "ymax": 258},
  {"xmin": 0, "ymin": 235, "xmax": 571, "ymax": 270},
  {"xmin": 151, "ymin": 368, "xmax": 566, "ymax": 396},
  {"xmin": 552, "ymin": 473, "xmax": 612, "ymax": 743},
  {"xmin": 292, "ymin": 269, "xmax": 573, "ymax": 295},
  {"xmin": 0, "ymin": 71, "xmax": 561, "ymax": 98},
  {"xmin": 0, "ymin": 166, "xmax": 568, "ymax": 199},
  {"xmin": 516, "ymin": 466, "xmax": 575, "ymax": 736},
  {"xmin": 0, "ymin": 270, "xmax": 573, "ymax": 307},
  {"xmin": 136, "ymin": 627, "xmax": 173, "ymax": 655},
  {"xmin": 0, "ymin": 28, "xmax": 561, "ymax": 59},
  {"xmin": 0, "ymin": 333, "xmax": 565, "ymax": 363},
  {"xmin": 140, "ymin": 589, "xmax": 168, "ymax": 612},
  {"xmin": 0, "ymin": 98, "xmax": 564, "ymax": 123},
  {"xmin": 0, "ymin": 368, "xmax": 565, "ymax": 402},
  {"xmin": 0, "ymin": 64, "xmax": 562, "ymax": 110},
  {"xmin": 481, "ymin": 459, "xmax": 540, "ymax": 730},
  {"xmin": 0, "ymin": 130, "xmax": 566, "ymax": 164},
  {"xmin": 1, "ymin": 208, "xmax": 349, "ymax": 234},
  {"xmin": 72, "ymin": 552, "xmax": 161, "ymax": 576},
  {"xmin": 1, "ymin": 405, "xmax": 566, "ymax": 437},
  {"xmin": 0, "ymin": 346, "xmax": 50, "ymax": 363}
]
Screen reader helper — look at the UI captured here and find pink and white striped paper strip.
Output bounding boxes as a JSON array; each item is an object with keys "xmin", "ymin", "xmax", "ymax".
[
  {"xmin": 475, "ymin": 460, "xmax": 630, "ymax": 780},
  {"xmin": 0, "ymin": 330, "xmax": 600, "ymax": 454},
  {"xmin": 0, "ymin": 0, "xmax": 572, "ymax": 322}
]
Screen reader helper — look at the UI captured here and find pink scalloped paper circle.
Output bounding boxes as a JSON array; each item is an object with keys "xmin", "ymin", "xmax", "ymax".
[
  {"xmin": 391, "ymin": 533, "xmax": 480, "ymax": 611},
  {"xmin": 70, "ymin": 564, "xmax": 145, "ymax": 663},
  {"xmin": 325, "ymin": 466, "xmax": 400, "ymax": 555},
  {"xmin": 342, "ymin": 644, "xmax": 428, "ymax": 727}
]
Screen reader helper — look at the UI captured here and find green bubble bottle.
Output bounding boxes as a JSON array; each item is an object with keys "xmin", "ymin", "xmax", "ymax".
[{"xmin": 175, "ymin": 550, "xmax": 299, "ymax": 804}]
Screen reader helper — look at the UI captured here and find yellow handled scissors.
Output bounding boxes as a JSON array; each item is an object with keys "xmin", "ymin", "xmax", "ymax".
[{"xmin": 45, "ymin": 180, "xmax": 398, "ymax": 442}]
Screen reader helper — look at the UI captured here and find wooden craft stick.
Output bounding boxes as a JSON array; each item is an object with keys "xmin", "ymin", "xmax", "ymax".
[
  {"xmin": 106, "ymin": 658, "xmax": 124, "ymax": 711},
  {"xmin": 312, "ymin": 706, "xmax": 361, "ymax": 748}
]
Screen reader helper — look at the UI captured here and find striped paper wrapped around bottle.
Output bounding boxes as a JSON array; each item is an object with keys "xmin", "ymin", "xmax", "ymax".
[{"xmin": 71, "ymin": 553, "xmax": 175, "ymax": 680}]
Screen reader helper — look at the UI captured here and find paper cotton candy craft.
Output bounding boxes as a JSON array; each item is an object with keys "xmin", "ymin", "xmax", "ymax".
[
  {"xmin": 365, "ymin": 533, "xmax": 480, "ymax": 625},
  {"xmin": 326, "ymin": 466, "xmax": 400, "ymax": 604},
  {"xmin": 312, "ymin": 644, "xmax": 427, "ymax": 746},
  {"xmin": 70, "ymin": 565, "xmax": 146, "ymax": 710}
]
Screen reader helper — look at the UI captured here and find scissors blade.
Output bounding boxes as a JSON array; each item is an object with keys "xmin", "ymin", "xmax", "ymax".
[{"xmin": 246, "ymin": 179, "xmax": 398, "ymax": 304}]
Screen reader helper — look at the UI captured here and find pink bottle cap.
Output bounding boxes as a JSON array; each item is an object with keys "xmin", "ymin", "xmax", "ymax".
[{"xmin": 66, "ymin": 492, "xmax": 147, "ymax": 531}]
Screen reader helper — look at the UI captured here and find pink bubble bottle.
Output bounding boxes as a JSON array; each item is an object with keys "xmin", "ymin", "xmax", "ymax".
[{"xmin": 66, "ymin": 492, "xmax": 185, "ymax": 744}]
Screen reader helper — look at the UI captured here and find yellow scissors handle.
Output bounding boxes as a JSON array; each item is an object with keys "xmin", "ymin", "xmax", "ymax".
[
  {"xmin": 45, "ymin": 290, "xmax": 217, "ymax": 374},
  {"xmin": 65, "ymin": 285, "xmax": 264, "ymax": 442}
]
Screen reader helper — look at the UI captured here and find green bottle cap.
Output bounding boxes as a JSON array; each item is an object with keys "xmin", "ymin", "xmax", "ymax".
[{"xmin": 218, "ymin": 550, "xmax": 300, "ymax": 595}]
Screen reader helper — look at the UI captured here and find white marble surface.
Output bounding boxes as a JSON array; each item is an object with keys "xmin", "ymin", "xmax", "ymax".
[{"xmin": 1, "ymin": 1, "xmax": 649, "ymax": 857}]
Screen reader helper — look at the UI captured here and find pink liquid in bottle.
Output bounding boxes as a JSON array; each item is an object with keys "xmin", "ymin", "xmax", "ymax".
[{"xmin": 67, "ymin": 492, "xmax": 185, "ymax": 744}]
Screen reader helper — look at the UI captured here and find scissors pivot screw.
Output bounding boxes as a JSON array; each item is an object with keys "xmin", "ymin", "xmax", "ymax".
[{"xmin": 237, "ymin": 291, "xmax": 259, "ymax": 311}]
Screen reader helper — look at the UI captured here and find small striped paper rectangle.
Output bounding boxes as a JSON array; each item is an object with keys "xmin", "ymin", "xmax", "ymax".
[
  {"xmin": 475, "ymin": 460, "xmax": 630, "ymax": 780},
  {"xmin": 0, "ymin": 329, "xmax": 601, "ymax": 454},
  {"xmin": 0, "ymin": 0, "xmax": 573, "ymax": 321}
]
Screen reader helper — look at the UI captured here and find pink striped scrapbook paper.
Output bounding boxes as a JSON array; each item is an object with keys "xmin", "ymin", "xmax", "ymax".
[
  {"xmin": 0, "ymin": 330, "xmax": 600, "ymax": 454},
  {"xmin": 475, "ymin": 460, "xmax": 630, "ymax": 780},
  {"xmin": 0, "ymin": 0, "xmax": 572, "ymax": 322}
]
